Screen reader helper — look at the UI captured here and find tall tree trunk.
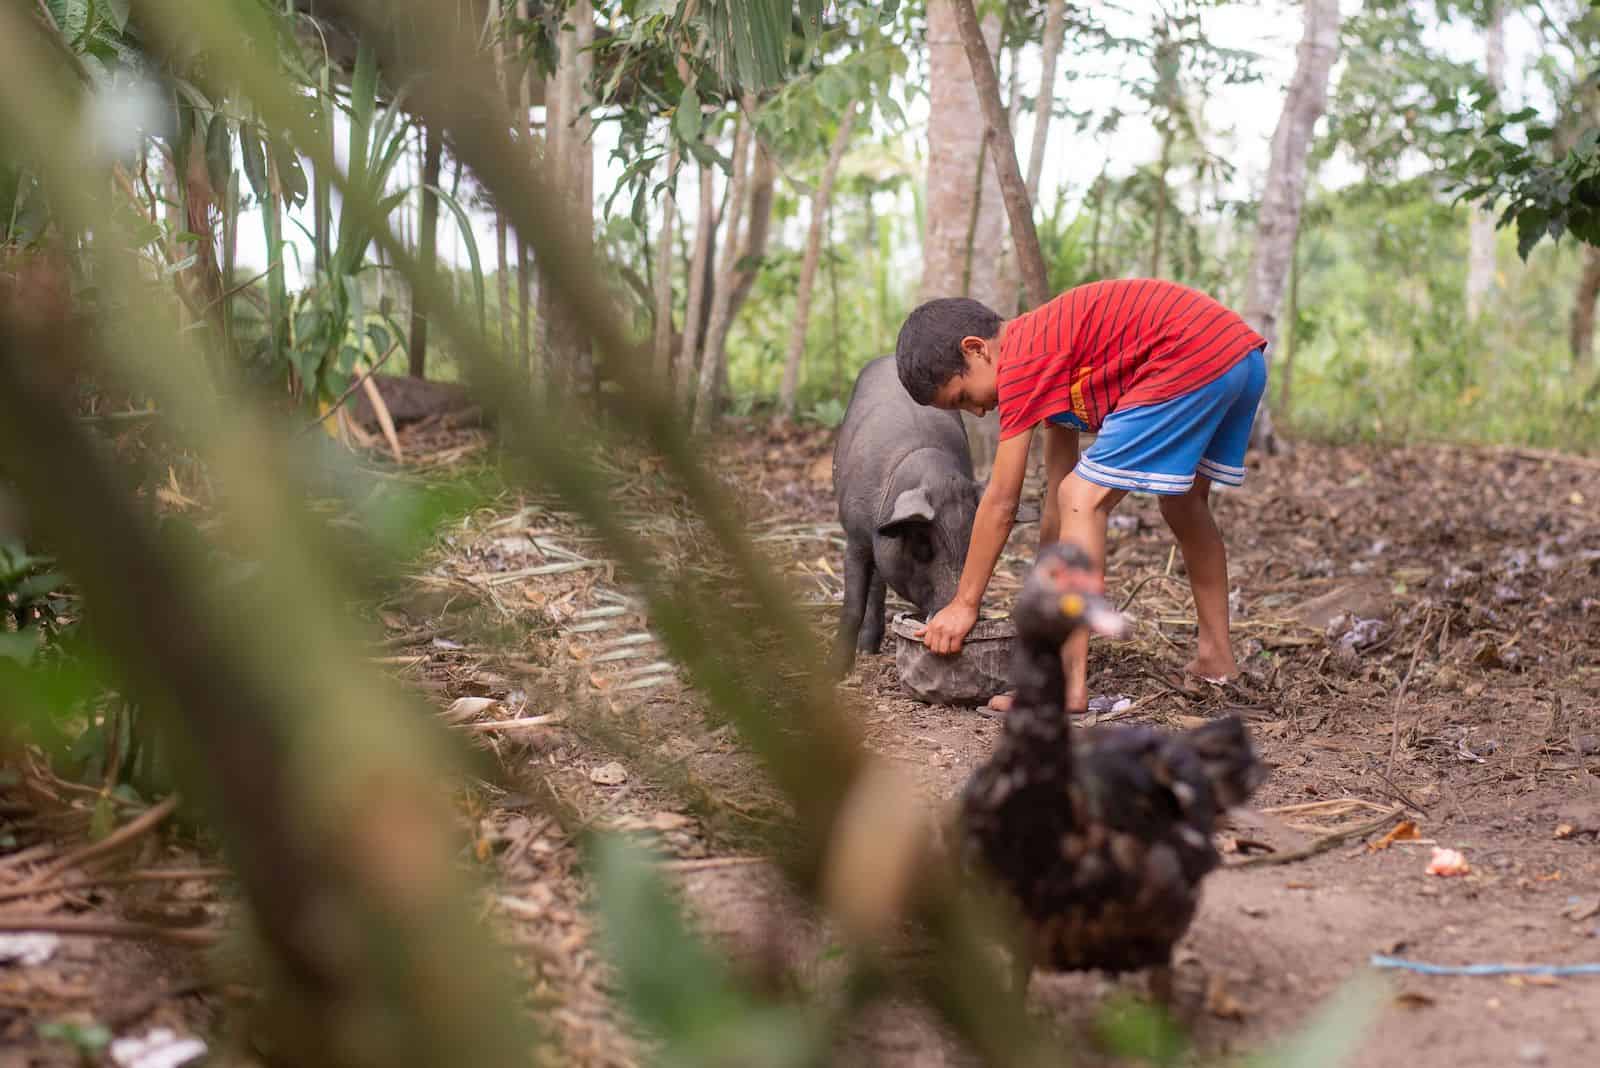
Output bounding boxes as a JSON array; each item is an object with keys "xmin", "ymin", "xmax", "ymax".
[
  {"xmin": 676, "ymin": 163, "xmax": 715, "ymax": 409},
  {"xmin": 1025, "ymin": 0, "xmax": 1067, "ymax": 205},
  {"xmin": 919, "ymin": 0, "xmax": 1005, "ymax": 310},
  {"xmin": 516, "ymin": 0, "xmax": 533, "ymax": 381},
  {"xmin": 573, "ymin": 0, "xmax": 595, "ymax": 390},
  {"xmin": 724, "ymin": 142, "xmax": 778, "ymax": 324},
  {"xmin": 1569, "ymin": 246, "xmax": 1600, "ymax": 366},
  {"xmin": 1277, "ymin": 226, "xmax": 1302, "ymax": 418},
  {"xmin": 781, "ymin": 104, "xmax": 857, "ymax": 418},
  {"xmin": 1467, "ymin": 2, "xmax": 1505, "ymax": 320},
  {"xmin": 693, "ymin": 104, "xmax": 754, "ymax": 434},
  {"xmin": 1149, "ymin": 126, "xmax": 1172, "ymax": 279},
  {"xmin": 496, "ymin": 216, "xmax": 510, "ymax": 354},
  {"xmin": 537, "ymin": 0, "xmax": 594, "ymax": 395},
  {"xmin": 961, "ymin": 126, "xmax": 992, "ymax": 300},
  {"xmin": 1243, "ymin": 0, "xmax": 1339, "ymax": 452},
  {"xmin": 653, "ymin": 147, "xmax": 679, "ymax": 386},
  {"xmin": 993, "ymin": 36, "xmax": 1025, "ymax": 315},
  {"xmin": 491, "ymin": 8, "xmax": 511, "ymax": 358},
  {"xmin": 951, "ymin": 0, "xmax": 1050, "ymax": 310},
  {"xmin": 409, "ymin": 123, "xmax": 443, "ymax": 378},
  {"xmin": 948, "ymin": 0, "xmax": 1042, "ymax": 474},
  {"xmin": 1088, "ymin": 168, "xmax": 1107, "ymax": 279}
]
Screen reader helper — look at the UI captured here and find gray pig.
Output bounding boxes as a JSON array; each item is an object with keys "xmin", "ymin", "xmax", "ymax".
[{"xmin": 831, "ymin": 355, "xmax": 982, "ymax": 673}]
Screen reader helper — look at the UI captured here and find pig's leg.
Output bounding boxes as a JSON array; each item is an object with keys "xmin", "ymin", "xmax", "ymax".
[
  {"xmin": 859, "ymin": 572, "xmax": 888, "ymax": 653},
  {"xmin": 834, "ymin": 541, "xmax": 875, "ymax": 674}
]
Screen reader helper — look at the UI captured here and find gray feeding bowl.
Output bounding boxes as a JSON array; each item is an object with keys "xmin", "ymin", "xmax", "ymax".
[{"xmin": 890, "ymin": 612, "xmax": 1014, "ymax": 706}]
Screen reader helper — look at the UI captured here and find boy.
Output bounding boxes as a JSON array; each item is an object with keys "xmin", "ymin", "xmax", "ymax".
[{"xmin": 895, "ymin": 279, "xmax": 1266, "ymax": 711}]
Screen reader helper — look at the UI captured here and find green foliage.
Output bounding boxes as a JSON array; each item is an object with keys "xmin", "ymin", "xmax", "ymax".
[
  {"xmin": 36, "ymin": 1018, "xmax": 113, "ymax": 1065},
  {"xmin": 1447, "ymin": 105, "xmax": 1600, "ymax": 259},
  {"xmin": 1320, "ymin": 3, "xmax": 1482, "ymax": 179},
  {"xmin": 700, "ymin": 0, "xmax": 829, "ymax": 92},
  {"xmin": 1281, "ymin": 182, "xmax": 1600, "ymax": 450},
  {"xmin": 0, "ymin": 167, "xmax": 49, "ymax": 246},
  {"xmin": 1092, "ymin": 994, "xmax": 1186, "ymax": 1065},
  {"xmin": 1, "ymin": 541, "xmax": 67, "ymax": 651},
  {"xmin": 802, "ymin": 396, "xmax": 846, "ymax": 427},
  {"xmin": 1245, "ymin": 977, "xmax": 1386, "ymax": 1068}
]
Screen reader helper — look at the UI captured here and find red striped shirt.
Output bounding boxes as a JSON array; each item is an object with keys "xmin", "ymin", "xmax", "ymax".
[{"xmin": 996, "ymin": 279, "xmax": 1266, "ymax": 440}]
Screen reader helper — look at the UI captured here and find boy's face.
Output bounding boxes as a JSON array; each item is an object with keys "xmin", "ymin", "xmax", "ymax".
[{"xmin": 930, "ymin": 335, "xmax": 1000, "ymax": 417}]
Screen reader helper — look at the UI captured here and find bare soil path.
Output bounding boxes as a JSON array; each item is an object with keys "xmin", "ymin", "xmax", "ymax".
[{"xmin": 441, "ymin": 427, "xmax": 1598, "ymax": 1068}]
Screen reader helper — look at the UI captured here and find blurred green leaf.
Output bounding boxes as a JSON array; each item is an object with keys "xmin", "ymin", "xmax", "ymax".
[
  {"xmin": 37, "ymin": 1018, "xmax": 112, "ymax": 1060},
  {"xmin": 1093, "ymin": 994, "xmax": 1186, "ymax": 1065},
  {"xmin": 89, "ymin": 794, "xmax": 116, "ymax": 839},
  {"xmin": 674, "ymin": 82, "xmax": 702, "ymax": 145},
  {"xmin": 1248, "ymin": 975, "xmax": 1386, "ymax": 1068},
  {"xmin": 0, "ymin": 631, "xmax": 40, "ymax": 665},
  {"xmin": 205, "ymin": 110, "xmax": 233, "ymax": 195},
  {"xmin": 240, "ymin": 126, "xmax": 268, "ymax": 199},
  {"xmin": 590, "ymin": 834, "xmax": 829, "ymax": 1068}
]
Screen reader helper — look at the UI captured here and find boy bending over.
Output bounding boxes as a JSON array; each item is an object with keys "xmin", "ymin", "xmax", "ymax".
[{"xmin": 894, "ymin": 280, "xmax": 1266, "ymax": 711}]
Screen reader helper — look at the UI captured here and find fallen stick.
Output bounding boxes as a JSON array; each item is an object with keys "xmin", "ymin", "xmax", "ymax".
[
  {"xmin": 1227, "ymin": 807, "xmax": 1405, "ymax": 869},
  {"xmin": 655, "ymin": 856, "xmax": 768, "ymax": 873},
  {"xmin": 0, "ymin": 915, "xmax": 220, "ymax": 946},
  {"xmin": 0, "ymin": 866, "xmax": 230, "ymax": 904},
  {"xmin": 0, "ymin": 843, "xmax": 59, "ymax": 876},
  {"xmin": 461, "ymin": 714, "xmax": 567, "ymax": 733},
  {"xmin": 23, "ymin": 795, "xmax": 179, "ymax": 888}
]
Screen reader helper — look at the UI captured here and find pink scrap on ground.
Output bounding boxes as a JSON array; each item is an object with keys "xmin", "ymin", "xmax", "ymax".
[{"xmin": 1426, "ymin": 847, "xmax": 1471, "ymax": 877}]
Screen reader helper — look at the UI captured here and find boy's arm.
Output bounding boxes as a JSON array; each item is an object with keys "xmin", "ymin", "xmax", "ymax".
[
  {"xmin": 1038, "ymin": 424, "xmax": 1079, "ymax": 546},
  {"xmin": 917, "ymin": 425, "xmax": 1034, "ymax": 655}
]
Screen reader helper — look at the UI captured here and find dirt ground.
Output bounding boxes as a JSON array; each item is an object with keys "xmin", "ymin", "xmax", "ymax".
[{"xmin": 3, "ymin": 422, "xmax": 1598, "ymax": 1067}]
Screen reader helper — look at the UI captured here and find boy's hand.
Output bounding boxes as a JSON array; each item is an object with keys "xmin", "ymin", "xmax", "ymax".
[
  {"xmin": 917, "ymin": 429, "xmax": 1031, "ymax": 656},
  {"xmin": 917, "ymin": 599, "xmax": 979, "ymax": 655}
]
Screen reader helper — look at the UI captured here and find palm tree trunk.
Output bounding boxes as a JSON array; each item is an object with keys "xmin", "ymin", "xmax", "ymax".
[
  {"xmin": 780, "ymin": 104, "xmax": 856, "ymax": 417},
  {"xmin": 1025, "ymin": 0, "xmax": 1067, "ymax": 205}
]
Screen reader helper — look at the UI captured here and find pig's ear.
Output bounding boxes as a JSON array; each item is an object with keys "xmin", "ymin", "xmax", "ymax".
[{"xmin": 879, "ymin": 487, "xmax": 936, "ymax": 535}]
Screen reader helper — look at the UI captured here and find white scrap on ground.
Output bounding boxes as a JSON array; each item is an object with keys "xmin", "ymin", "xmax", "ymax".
[
  {"xmin": 0, "ymin": 932, "xmax": 61, "ymax": 966},
  {"xmin": 108, "ymin": 1028, "xmax": 208, "ymax": 1068}
]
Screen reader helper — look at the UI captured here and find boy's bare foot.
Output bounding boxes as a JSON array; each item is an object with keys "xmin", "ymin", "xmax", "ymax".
[
  {"xmin": 1183, "ymin": 654, "xmax": 1238, "ymax": 685},
  {"xmin": 986, "ymin": 692, "xmax": 1094, "ymax": 715}
]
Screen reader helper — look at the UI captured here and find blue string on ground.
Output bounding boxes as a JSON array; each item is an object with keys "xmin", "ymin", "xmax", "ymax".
[{"xmin": 1370, "ymin": 955, "xmax": 1600, "ymax": 978}]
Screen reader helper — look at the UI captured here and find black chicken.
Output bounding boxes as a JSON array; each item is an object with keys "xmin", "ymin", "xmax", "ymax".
[{"xmin": 959, "ymin": 543, "xmax": 1267, "ymax": 1000}]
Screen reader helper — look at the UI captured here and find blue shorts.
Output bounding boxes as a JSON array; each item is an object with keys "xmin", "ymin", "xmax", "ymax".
[{"xmin": 1050, "ymin": 348, "xmax": 1267, "ymax": 496}]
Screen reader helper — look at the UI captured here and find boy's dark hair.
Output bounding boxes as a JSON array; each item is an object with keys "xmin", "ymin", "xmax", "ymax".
[{"xmin": 895, "ymin": 297, "xmax": 1002, "ymax": 404}]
